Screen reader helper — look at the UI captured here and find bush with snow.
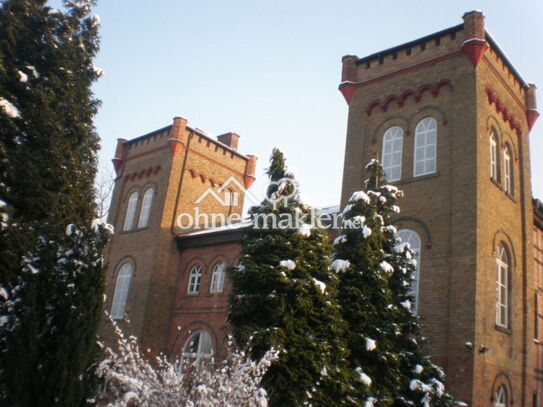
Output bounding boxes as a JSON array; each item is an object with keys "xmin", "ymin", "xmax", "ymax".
[{"xmin": 97, "ymin": 320, "xmax": 277, "ymax": 407}]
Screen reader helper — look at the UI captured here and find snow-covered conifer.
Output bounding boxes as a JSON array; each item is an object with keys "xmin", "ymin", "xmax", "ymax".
[{"xmin": 228, "ymin": 148, "xmax": 355, "ymax": 407}]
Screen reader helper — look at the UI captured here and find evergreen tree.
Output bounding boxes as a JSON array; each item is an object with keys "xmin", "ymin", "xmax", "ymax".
[
  {"xmin": 228, "ymin": 148, "xmax": 356, "ymax": 407},
  {"xmin": 0, "ymin": 1, "xmax": 108, "ymax": 406},
  {"xmin": 333, "ymin": 159, "xmax": 454, "ymax": 406}
]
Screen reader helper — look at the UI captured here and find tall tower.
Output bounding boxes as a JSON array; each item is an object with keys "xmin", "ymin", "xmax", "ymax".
[
  {"xmin": 102, "ymin": 117, "xmax": 257, "ymax": 354},
  {"xmin": 339, "ymin": 11, "xmax": 539, "ymax": 406}
]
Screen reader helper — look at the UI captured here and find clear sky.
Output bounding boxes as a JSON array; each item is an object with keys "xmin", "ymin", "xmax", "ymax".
[{"xmin": 88, "ymin": 0, "xmax": 543, "ymax": 209}]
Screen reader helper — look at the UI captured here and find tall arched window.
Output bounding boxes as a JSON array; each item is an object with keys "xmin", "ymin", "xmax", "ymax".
[
  {"xmin": 123, "ymin": 192, "xmax": 139, "ymax": 231},
  {"xmin": 496, "ymin": 244, "xmax": 510, "ymax": 328},
  {"xmin": 210, "ymin": 262, "xmax": 226, "ymax": 293},
  {"xmin": 503, "ymin": 145, "xmax": 512, "ymax": 194},
  {"xmin": 187, "ymin": 264, "xmax": 202, "ymax": 294},
  {"xmin": 396, "ymin": 229, "xmax": 421, "ymax": 313},
  {"xmin": 414, "ymin": 117, "xmax": 437, "ymax": 177},
  {"xmin": 137, "ymin": 188, "xmax": 154, "ymax": 228},
  {"xmin": 183, "ymin": 330, "xmax": 213, "ymax": 363},
  {"xmin": 382, "ymin": 126, "xmax": 404, "ymax": 182},
  {"xmin": 490, "ymin": 132, "xmax": 498, "ymax": 181},
  {"xmin": 494, "ymin": 385, "xmax": 507, "ymax": 407},
  {"xmin": 111, "ymin": 263, "xmax": 134, "ymax": 320}
]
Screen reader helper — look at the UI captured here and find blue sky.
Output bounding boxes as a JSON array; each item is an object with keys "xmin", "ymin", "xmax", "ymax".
[{"xmin": 89, "ymin": 0, "xmax": 543, "ymax": 208}]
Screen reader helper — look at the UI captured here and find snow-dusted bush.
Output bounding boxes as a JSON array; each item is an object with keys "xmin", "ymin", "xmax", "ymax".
[{"xmin": 97, "ymin": 321, "xmax": 278, "ymax": 407}]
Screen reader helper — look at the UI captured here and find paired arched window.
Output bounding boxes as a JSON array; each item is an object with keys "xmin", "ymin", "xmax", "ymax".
[
  {"xmin": 210, "ymin": 262, "xmax": 226, "ymax": 293},
  {"xmin": 111, "ymin": 263, "xmax": 134, "ymax": 320},
  {"xmin": 382, "ymin": 126, "xmax": 403, "ymax": 182},
  {"xmin": 187, "ymin": 264, "xmax": 202, "ymax": 294},
  {"xmin": 137, "ymin": 188, "xmax": 154, "ymax": 228},
  {"xmin": 183, "ymin": 330, "xmax": 213, "ymax": 363},
  {"xmin": 503, "ymin": 145, "xmax": 512, "ymax": 194},
  {"xmin": 494, "ymin": 385, "xmax": 507, "ymax": 407},
  {"xmin": 414, "ymin": 117, "xmax": 437, "ymax": 177},
  {"xmin": 397, "ymin": 229, "xmax": 421, "ymax": 313},
  {"xmin": 496, "ymin": 244, "xmax": 510, "ymax": 328},
  {"xmin": 490, "ymin": 132, "xmax": 498, "ymax": 181},
  {"xmin": 123, "ymin": 192, "xmax": 139, "ymax": 231}
]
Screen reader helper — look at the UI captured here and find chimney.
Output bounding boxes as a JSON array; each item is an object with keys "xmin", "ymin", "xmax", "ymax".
[{"xmin": 217, "ymin": 132, "xmax": 240, "ymax": 150}]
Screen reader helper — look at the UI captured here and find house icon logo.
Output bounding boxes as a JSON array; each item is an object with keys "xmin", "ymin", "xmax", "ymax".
[{"xmin": 195, "ymin": 176, "xmax": 260, "ymax": 207}]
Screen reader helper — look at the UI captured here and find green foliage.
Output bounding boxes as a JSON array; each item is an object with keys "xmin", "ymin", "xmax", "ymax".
[
  {"xmin": 333, "ymin": 159, "xmax": 455, "ymax": 406},
  {"xmin": 229, "ymin": 148, "xmax": 356, "ymax": 407},
  {"xmin": 0, "ymin": 1, "xmax": 107, "ymax": 406}
]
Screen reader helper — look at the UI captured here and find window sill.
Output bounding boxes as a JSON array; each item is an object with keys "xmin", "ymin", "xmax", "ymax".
[
  {"xmin": 505, "ymin": 191, "xmax": 516, "ymax": 204},
  {"xmin": 495, "ymin": 324, "xmax": 511, "ymax": 335},
  {"xmin": 119, "ymin": 226, "xmax": 150, "ymax": 234},
  {"xmin": 490, "ymin": 177, "xmax": 502, "ymax": 190},
  {"xmin": 394, "ymin": 172, "xmax": 440, "ymax": 186}
]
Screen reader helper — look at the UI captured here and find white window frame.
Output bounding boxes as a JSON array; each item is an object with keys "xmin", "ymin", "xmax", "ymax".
[
  {"xmin": 182, "ymin": 330, "xmax": 213, "ymax": 363},
  {"xmin": 137, "ymin": 188, "xmax": 154, "ymax": 228},
  {"xmin": 111, "ymin": 263, "xmax": 134, "ymax": 320},
  {"xmin": 495, "ymin": 385, "xmax": 507, "ymax": 407},
  {"xmin": 503, "ymin": 146, "xmax": 512, "ymax": 194},
  {"xmin": 413, "ymin": 117, "xmax": 437, "ymax": 177},
  {"xmin": 187, "ymin": 264, "xmax": 202, "ymax": 294},
  {"xmin": 123, "ymin": 192, "xmax": 139, "ymax": 231},
  {"xmin": 496, "ymin": 244, "xmax": 509, "ymax": 328},
  {"xmin": 490, "ymin": 133, "xmax": 498, "ymax": 181},
  {"xmin": 210, "ymin": 262, "xmax": 226, "ymax": 293},
  {"xmin": 381, "ymin": 126, "xmax": 404, "ymax": 182},
  {"xmin": 396, "ymin": 229, "xmax": 421, "ymax": 313}
]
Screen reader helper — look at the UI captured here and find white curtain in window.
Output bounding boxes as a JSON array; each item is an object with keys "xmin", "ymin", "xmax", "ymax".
[
  {"xmin": 414, "ymin": 117, "xmax": 437, "ymax": 176},
  {"xmin": 188, "ymin": 265, "xmax": 202, "ymax": 294},
  {"xmin": 496, "ymin": 244, "xmax": 509, "ymax": 327},
  {"xmin": 210, "ymin": 262, "xmax": 226, "ymax": 293},
  {"xmin": 111, "ymin": 263, "xmax": 134, "ymax": 319},
  {"xmin": 137, "ymin": 188, "xmax": 154, "ymax": 228},
  {"xmin": 123, "ymin": 192, "xmax": 139, "ymax": 231},
  {"xmin": 396, "ymin": 229, "xmax": 421, "ymax": 313},
  {"xmin": 382, "ymin": 126, "xmax": 403, "ymax": 182},
  {"xmin": 503, "ymin": 147, "xmax": 512, "ymax": 193},
  {"xmin": 490, "ymin": 133, "xmax": 498, "ymax": 180}
]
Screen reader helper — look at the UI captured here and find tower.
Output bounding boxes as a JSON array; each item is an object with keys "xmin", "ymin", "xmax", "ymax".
[
  {"xmin": 102, "ymin": 117, "xmax": 257, "ymax": 354},
  {"xmin": 339, "ymin": 11, "xmax": 539, "ymax": 406}
]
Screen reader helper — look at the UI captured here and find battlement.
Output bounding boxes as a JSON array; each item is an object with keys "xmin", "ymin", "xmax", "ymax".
[{"xmin": 340, "ymin": 11, "xmax": 534, "ymax": 111}]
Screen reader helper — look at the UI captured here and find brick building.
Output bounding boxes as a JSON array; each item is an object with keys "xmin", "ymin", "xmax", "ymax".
[{"xmin": 102, "ymin": 11, "xmax": 542, "ymax": 407}]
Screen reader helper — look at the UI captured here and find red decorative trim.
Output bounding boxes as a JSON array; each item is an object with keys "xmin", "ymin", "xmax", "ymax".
[
  {"xmin": 527, "ymin": 110, "xmax": 540, "ymax": 131},
  {"xmin": 337, "ymin": 51, "xmax": 463, "ymax": 105},
  {"xmin": 365, "ymin": 79, "xmax": 453, "ymax": 116},
  {"xmin": 339, "ymin": 82, "xmax": 357, "ymax": 104},
  {"xmin": 442, "ymin": 121, "xmax": 448, "ymax": 127},
  {"xmin": 244, "ymin": 175, "xmax": 256, "ymax": 189},
  {"xmin": 405, "ymin": 131, "xmax": 411, "ymax": 137},
  {"xmin": 112, "ymin": 158, "xmax": 123, "ymax": 175},
  {"xmin": 482, "ymin": 57, "xmax": 526, "ymax": 111},
  {"xmin": 123, "ymin": 165, "xmax": 163, "ymax": 183},
  {"xmin": 168, "ymin": 138, "xmax": 185, "ymax": 156},
  {"xmin": 461, "ymin": 39, "xmax": 489, "ymax": 67},
  {"xmin": 485, "ymin": 87, "xmax": 523, "ymax": 137}
]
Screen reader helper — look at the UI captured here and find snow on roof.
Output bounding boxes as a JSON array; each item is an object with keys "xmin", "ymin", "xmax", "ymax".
[{"xmin": 177, "ymin": 220, "xmax": 252, "ymax": 238}]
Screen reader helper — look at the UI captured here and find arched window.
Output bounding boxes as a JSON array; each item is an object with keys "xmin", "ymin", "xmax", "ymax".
[
  {"xmin": 495, "ymin": 385, "xmax": 507, "ymax": 407},
  {"xmin": 183, "ymin": 330, "xmax": 213, "ymax": 363},
  {"xmin": 396, "ymin": 229, "xmax": 421, "ymax": 313},
  {"xmin": 111, "ymin": 263, "xmax": 134, "ymax": 320},
  {"xmin": 137, "ymin": 188, "xmax": 154, "ymax": 228},
  {"xmin": 382, "ymin": 126, "xmax": 404, "ymax": 182},
  {"xmin": 496, "ymin": 244, "xmax": 510, "ymax": 327},
  {"xmin": 123, "ymin": 192, "xmax": 139, "ymax": 231},
  {"xmin": 490, "ymin": 132, "xmax": 498, "ymax": 181},
  {"xmin": 210, "ymin": 262, "xmax": 226, "ymax": 293},
  {"xmin": 187, "ymin": 264, "xmax": 202, "ymax": 294},
  {"xmin": 503, "ymin": 145, "xmax": 512, "ymax": 194},
  {"xmin": 414, "ymin": 117, "xmax": 437, "ymax": 177}
]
